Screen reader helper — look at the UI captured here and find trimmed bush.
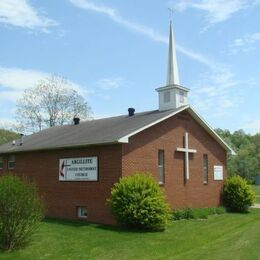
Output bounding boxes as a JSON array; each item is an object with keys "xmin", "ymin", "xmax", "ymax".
[
  {"xmin": 0, "ymin": 174, "xmax": 44, "ymax": 251},
  {"xmin": 108, "ymin": 172, "xmax": 170, "ymax": 231},
  {"xmin": 223, "ymin": 175, "xmax": 255, "ymax": 213}
]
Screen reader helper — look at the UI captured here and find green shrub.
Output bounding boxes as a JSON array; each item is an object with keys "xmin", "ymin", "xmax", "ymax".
[
  {"xmin": 172, "ymin": 208, "xmax": 194, "ymax": 220},
  {"xmin": 108, "ymin": 172, "xmax": 170, "ymax": 231},
  {"xmin": 223, "ymin": 175, "xmax": 255, "ymax": 213},
  {"xmin": 172, "ymin": 207, "xmax": 226, "ymax": 221},
  {"xmin": 0, "ymin": 174, "xmax": 44, "ymax": 251}
]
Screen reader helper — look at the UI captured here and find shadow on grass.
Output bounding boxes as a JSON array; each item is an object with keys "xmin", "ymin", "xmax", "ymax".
[
  {"xmin": 43, "ymin": 218, "xmax": 159, "ymax": 234},
  {"xmin": 43, "ymin": 218, "xmax": 91, "ymax": 227},
  {"xmin": 94, "ymin": 224, "xmax": 157, "ymax": 234}
]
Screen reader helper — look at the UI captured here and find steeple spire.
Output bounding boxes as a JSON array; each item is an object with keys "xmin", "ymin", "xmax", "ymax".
[
  {"xmin": 167, "ymin": 21, "xmax": 180, "ymax": 86},
  {"xmin": 155, "ymin": 19, "xmax": 189, "ymax": 111}
]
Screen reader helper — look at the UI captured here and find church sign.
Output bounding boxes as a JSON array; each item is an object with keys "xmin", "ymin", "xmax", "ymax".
[
  {"xmin": 59, "ymin": 157, "xmax": 98, "ymax": 181},
  {"xmin": 213, "ymin": 165, "xmax": 223, "ymax": 180}
]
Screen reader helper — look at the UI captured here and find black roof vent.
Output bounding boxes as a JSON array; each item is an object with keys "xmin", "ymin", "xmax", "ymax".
[
  {"xmin": 73, "ymin": 117, "xmax": 80, "ymax": 125},
  {"xmin": 128, "ymin": 108, "xmax": 135, "ymax": 117},
  {"xmin": 20, "ymin": 134, "xmax": 24, "ymax": 146}
]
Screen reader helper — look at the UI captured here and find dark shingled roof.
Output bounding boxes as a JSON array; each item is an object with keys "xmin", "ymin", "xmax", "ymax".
[{"xmin": 0, "ymin": 106, "xmax": 187, "ymax": 154}]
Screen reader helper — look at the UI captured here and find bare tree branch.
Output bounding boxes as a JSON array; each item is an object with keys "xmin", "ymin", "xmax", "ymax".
[{"xmin": 16, "ymin": 75, "xmax": 92, "ymax": 133}]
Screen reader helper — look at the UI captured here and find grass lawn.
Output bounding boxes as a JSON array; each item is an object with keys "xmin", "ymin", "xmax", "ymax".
[
  {"xmin": 0, "ymin": 209, "xmax": 260, "ymax": 260},
  {"xmin": 252, "ymin": 185, "xmax": 260, "ymax": 204}
]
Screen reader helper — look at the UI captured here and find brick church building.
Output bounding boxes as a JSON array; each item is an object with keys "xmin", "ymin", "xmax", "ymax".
[{"xmin": 0, "ymin": 22, "xmax": 234, "ymax": 225}]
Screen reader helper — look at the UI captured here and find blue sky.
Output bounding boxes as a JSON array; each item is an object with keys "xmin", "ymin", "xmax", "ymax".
[{"xmin": 0, "ymin": 0, "xmax": 259, "ymax": 133}]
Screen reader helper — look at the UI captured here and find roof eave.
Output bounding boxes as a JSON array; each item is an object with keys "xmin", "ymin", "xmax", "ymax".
[
  {"xmin": 117, "ymin": 105, "xmax": 190, "ymax": 143},
  {"xmin": 118, "ymin": 105, "xmax": 236, "ymax": 155},
  {"xmin": 0, "ymin": 140, "xmax": 123, "ymax": 155}
]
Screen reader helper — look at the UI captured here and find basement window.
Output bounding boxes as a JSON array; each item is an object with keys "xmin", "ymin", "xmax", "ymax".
[
  {"xmin": 0, "ymin": 157, "xmax": 3, "ymax": 169},
  {"xmin": 8, "ymin": 155, "xmax": 15, "ymax": 170},
  {"xmin": 77, "ymin": 207, "xmax": 88, "ymax": 219}
]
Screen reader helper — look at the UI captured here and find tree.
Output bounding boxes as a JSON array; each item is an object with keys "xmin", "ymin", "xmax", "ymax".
[
  {"xmin": 16, "ymin": 75, "xmax": 92, "ymax": 133},
  {"xmin": 216, "ymin": 129, "xmax": 260, "ymax": 182},
  {"xmin": 0, "ymin": 174, "xmax": 44, "ymax": 251},
  {"xmin": 0, "ymin": 129, "xmax": 19, "ymax": 145}
]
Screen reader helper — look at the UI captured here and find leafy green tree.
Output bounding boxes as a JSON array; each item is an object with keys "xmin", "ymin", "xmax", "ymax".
[
  {"xmin": 215, "ymin": 129, "xmax": 260, "ymax": 182},
  {"xmin": 0, "ymin": 174, "xmax": 44, "ymax": 251},
  {"xmin": 0, "ymin": 129, "xmax": 19, "ymax": 145}
]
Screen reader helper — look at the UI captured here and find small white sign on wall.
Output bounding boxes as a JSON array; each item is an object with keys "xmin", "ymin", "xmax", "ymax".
[{"xmin": 214, "ymin": 165, "xmax": 223, "ymax": 180}]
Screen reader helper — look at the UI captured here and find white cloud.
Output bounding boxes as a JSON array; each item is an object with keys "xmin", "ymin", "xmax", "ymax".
[
  {"xmin": 0, "ymin": 67, "xmax": 49, "ymax": 91},
  {"xmin": 0, "ymin": 67, "xmax": 90, "ymax": 104},
  {"xmin": 173, "ymin": 0, "xmax": 259, "ymax": 24},
  {"xmin": 68, "ymin": 0, "xmax": 251, "ymax": 122},
  {"xmin": 229, "ymin": 32, "xmax": 260, "ymax": 55},
  {"xmin": 0, "ymin": 118, "xmax": 18, "ymax": 131},
  {"xmin": 97, "ymin": 77, "xmax": 124, "ymax": 90},
  {"xmin": 68, "ymin": 0, "xmax": 214, "ymax": 68},
  {"xmin": 191, "ymin": 67, "xmax": 240, "ymax": 118},
  {"xmin": 0, "ymin": 0, "xmax": 57, "ymax": 31}
]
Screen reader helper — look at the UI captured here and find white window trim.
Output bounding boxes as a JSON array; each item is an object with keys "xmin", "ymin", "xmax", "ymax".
[{"xmin": 77, "ymin": 207, "xmax": 87, "ymax": 219}]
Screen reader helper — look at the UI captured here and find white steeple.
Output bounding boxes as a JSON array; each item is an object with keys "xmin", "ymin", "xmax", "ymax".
[
  {"xmin": 166, "ymin": 21, "xmax": 180, "ymax": 85},
  {"xmin": 156, "ymin": 20, "xmax": 189, "ymax": 111}
]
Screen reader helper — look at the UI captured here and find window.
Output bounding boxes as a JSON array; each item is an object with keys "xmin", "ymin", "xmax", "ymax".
[
  {"xmin": 164, "ymin": 91, "xmax": 170, "ymax": 103},
  {"xmin": 203, "ymin": 154, "xmax": 208, "ymax": 183},
  {"xmin": 179, "ymin": 91, "xmax": 184, "ymax": 103},
  {"xmin": 158, "ymin": 150, "xmax": 165, "ymax": 184},
  {"xmin": 77, "ymin": 207, "xmax": 87, "ymax": 219},
  {"xmin": 0, "ymin": 157, "xmax": 3, "ymax": 169},
  {"xmin": 8, "ymin": 155, "xmax": 15, "ymax": 169}
]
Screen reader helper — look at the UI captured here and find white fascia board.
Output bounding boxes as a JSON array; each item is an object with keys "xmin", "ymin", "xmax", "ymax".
[
  {"xmin": 118, "ymin": 105, "xmax": 190, "ymax": 143},
  {"xmin": 187, "ymin": 106, "xmax": 236, "ymax": 155}
]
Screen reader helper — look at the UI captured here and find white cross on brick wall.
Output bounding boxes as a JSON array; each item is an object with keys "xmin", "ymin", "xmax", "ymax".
[{"xmin": 176, "ymin": 132, "xmax": 197, "ymax": 180}]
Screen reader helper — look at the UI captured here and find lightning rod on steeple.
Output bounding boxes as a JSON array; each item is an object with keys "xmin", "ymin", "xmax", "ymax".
[{"xmin": 166, "ymin": 8, "xmax": 180, "ymax": 86}]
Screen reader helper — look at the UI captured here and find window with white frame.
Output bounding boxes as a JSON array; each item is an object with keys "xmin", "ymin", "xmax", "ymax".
[
  {"xmin": 77, "ymin": 207, "xmax": 87, "ymax": 219},
  {"xmin": 158, "ymin": 150, "xmax": 165, "ymax": 184},
  {"xmin": 8, "ymin": 155, "xmax": 15, "ymax": 169}
]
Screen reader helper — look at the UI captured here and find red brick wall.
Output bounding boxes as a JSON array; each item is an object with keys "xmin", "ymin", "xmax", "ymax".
[
  {"xmin": 0, "ymin": 144, "xmax": 122, "ymax": 225},
  {"xmin": 0, "ymin": 110, "xmax": 227, "ymax": 225},
  {"xmin": 122, "ymin": 110, "xmax": 227, "ymax": 209}
]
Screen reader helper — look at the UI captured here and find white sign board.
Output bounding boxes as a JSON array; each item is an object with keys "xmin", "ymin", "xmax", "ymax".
[
  {"xmin": 214, "ymin": 165, "xmax": 223, "ymax": 180},
  {"xmin": 59, "ymin": 157, "xmax": 98, "ymax": 181}
]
